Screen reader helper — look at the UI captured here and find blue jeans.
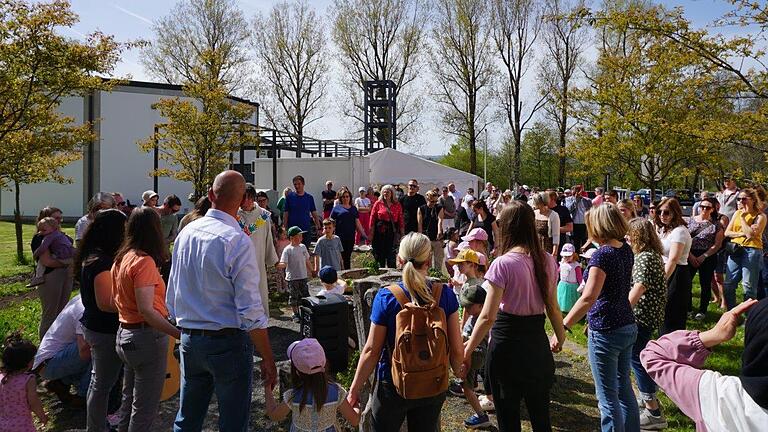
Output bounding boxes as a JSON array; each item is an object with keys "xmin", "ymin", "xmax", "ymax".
[
  {"xmin": 588, "ymin": 323, "xmax": 639, "ymax": 432},
  {"xmin": 174, "ymin": 330, "xmax": 254, "ymax": 432},
  {"xmin": 40, "ymin": 340, "xmax": 91, "ymax": 397},
  {"xmin": 630, "ymin": 325, "xmax": 656, "ymax": 402},
  {"xmin": 724, "ymin": 246, "xmax": 763, "ymax": 309}
]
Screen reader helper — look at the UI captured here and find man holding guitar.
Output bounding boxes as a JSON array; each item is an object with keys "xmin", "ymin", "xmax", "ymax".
[{"xmin": 167, "ymin": 170, "xmax": 277, "ymax": 431}]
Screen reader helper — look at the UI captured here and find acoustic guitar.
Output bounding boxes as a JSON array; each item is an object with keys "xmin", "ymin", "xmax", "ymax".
[{"xmin": 160, "ymin": 337, "xmax": 181, "ymax": 401}]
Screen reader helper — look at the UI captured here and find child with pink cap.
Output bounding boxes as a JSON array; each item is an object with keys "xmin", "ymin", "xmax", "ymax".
[{"xmin": 265, "ymin": 338, "xmax": 360, "ymax": 431}]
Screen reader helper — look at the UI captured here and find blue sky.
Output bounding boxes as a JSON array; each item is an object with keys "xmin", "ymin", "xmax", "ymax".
[{"xmin": 65, "ymin": 0, "xmax": 746, "ymax": 155}]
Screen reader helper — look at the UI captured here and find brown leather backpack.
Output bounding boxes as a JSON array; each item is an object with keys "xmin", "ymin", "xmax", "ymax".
[{"xmin": 387, "ymin": 283, "xmax": 450, "ymax": 399}]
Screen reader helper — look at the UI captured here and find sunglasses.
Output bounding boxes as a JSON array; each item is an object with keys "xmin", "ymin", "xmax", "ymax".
[
  {"xmin": 699, "ymin": 205, "xmax": 713, "ymax": 210},
  {"xmin": 659, "ymin": 210, "xmax": 672, "ymax": 216},
  {"xmin": 739, "ymin": 197, "xmax": 751, "ymax": 201},
  {"xmin": 408, "ymin": 184, "xmax": 418, "ymax": 188}
]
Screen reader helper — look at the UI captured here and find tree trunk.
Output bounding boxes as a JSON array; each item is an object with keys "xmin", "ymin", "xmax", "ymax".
[
  {"xmin": 14, "ymin": 180, "xmax": 25, "ymax": 264},
  {"xmin": 513, "ymin": 128, "xmax": 522, "ymax": 188},
  {"xmin": 558, "ymin": 95, "xmax": 568, "ymax": 187}
]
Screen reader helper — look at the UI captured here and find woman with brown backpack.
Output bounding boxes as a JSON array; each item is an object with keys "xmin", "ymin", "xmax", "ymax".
[{"xmin": 347, "ymin": 232, "xmax": 465, "ymax": 431}]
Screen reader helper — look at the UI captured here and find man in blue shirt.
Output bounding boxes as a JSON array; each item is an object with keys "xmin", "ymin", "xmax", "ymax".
[
  {"xmin": 167, "ymin": 170, "xmax": 277, "ymax": 432},
  {"xmin": 283, "ymin": 175, "xmax": 321, "ymax": 247}
]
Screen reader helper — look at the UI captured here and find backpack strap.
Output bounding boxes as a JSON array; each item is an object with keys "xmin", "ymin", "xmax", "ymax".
[
  {"xmin": 387, "ymin": 284, "xmax": 411, "ymax": 307},
  {"xmin": 431, "ymin": 283, "xmax": 443, "ymax": 308}
]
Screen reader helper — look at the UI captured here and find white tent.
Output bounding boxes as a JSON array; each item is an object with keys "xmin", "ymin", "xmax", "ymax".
[{"xmin": 367, "ymin": 148, "xmax": 482, "ymax": 193}]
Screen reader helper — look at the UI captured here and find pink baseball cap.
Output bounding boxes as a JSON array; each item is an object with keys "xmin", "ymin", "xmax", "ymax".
[
  {"xmin": 287, "ymin": 338, "xmax": 326, "ymax": 375},
  {"xmin": 462, "ymin": 228, "xmax": 488, "ymax": 242}
]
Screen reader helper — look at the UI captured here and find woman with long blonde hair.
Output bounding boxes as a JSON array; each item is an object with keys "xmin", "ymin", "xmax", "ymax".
[{"xmin": 347, "ymin": 233, "xmax": 464, "ymax": 431}]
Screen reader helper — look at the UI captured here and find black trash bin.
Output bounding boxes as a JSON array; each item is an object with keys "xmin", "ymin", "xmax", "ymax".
[{"xmin": 299, "ymin": 293, "xmax": 349, "ymax": 373}]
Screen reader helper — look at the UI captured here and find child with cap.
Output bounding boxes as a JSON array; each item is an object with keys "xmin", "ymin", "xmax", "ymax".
[
  {"xmin": 278, "ymin": 227, "xmax": 314, "ymax": 322},
  {"xmin": 458, "ymin": 286, "xmax": 492, "ymax": 429},
  {"xmin": 462, "ymin": 227, "xmax": 489, "ymax": 257},
  {"xmin": 557, "ymin": 243, "xmax": 582, "ymax": 313},
  {"xmin": 265, "ymin": 338, "xmax": 360, "ymax": 430},
  {"xmin": 316, "ymin": 266, "xmax": 348, "ymax": 296}
]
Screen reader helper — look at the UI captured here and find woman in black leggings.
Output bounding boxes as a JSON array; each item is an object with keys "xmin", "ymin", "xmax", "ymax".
[{"xmin": 465, "ymin": 202, "xmax": 566, "ymax": 431}]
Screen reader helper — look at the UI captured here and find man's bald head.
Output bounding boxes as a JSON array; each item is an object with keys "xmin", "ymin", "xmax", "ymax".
[{"xmin": 209, "ymin": 170, "xmax": 246, "ymax": 215}]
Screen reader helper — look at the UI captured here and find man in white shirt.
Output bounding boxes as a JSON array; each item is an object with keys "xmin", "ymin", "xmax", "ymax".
[
  {"xmin": 167, "ymin": 170, "xmax": 277, "ymax": 431},
  {"xmin": 33, "ymin": 295, "xmax": 90, "ymax": 406}
]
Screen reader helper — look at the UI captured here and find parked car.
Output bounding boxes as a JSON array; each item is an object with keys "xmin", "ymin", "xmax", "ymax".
[
  {"xmin": 632, "ymin": 189, "xmax": 663, "ymax": 205},
  {"xmin": 664, "ymin": 189, "xmax": 695, "ymax": 216}
]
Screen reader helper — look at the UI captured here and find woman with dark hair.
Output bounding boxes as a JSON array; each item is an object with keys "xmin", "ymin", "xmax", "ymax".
[
  {"xmin": 30, "ymin": 206, "xmax": 73, "ymax": 338},
  {"xmin": 112, "ymin": 207, "xmax": 180, "ymax": 431},
  {"xmin": 468, "ymin": 200, "xmax": 498, "ymax": 253},
  {"xmin": 330, "ymin": 188, "xmax": 368, "ymax": 269},
  {"xmin": 466, "ymin": 201, "xmax": 566, "ymax": 431},
  {"xmin": 562, "ymin": 203, "xmax": 639, "ymax": 431},
  {"xmin": 179, "ymin": 196, "xmax": 211, "ymax": 231},
  {"xmin": 723, "ymin": 188, "xmax": 766, "ymax": 309},
  {"xmin": 77, "ymin": 208, "xmax": 128, "ymax": 431},
  {"xmin": 687, "ymin": 197, "xmax": 724, "ymax": 320},
  {"xmin": 656, "ymin": 197, "xmax": 693, "ymax": 334}
]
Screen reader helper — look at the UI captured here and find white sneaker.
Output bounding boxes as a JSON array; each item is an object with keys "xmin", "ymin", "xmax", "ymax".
[
  {"xmin": 694, "ymin": 313, "xmax": 706, "ymax": 321},
  {"xmin": 639, "ymin": 408, "xmax": 668, "ymax": 430},
  {"xmin": 478, "ymin": 395, "xmax": 495, "ymax": 411}
]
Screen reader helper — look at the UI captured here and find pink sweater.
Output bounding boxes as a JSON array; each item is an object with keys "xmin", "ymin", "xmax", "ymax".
[{"xmin": 641, "ymin": 330, "xmax": 768, "ymax": 432}]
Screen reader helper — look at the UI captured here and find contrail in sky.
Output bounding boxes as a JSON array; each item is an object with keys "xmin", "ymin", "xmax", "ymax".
[{"xmin": 112, "ymin": 4, "xmax": 153, "ymax": 25}]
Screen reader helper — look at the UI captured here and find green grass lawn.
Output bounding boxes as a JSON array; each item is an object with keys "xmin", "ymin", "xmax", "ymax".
[{"xmin": 0, "ymin": 220, "xmax": 76, "ymax": 343}]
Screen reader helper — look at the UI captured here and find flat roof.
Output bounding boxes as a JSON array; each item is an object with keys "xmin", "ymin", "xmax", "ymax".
[{"xmin": 103, "ymin": 78, "xmax": 260, "ymax": 108}]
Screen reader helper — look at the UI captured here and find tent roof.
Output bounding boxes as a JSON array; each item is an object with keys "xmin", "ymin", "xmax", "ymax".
[{"xmin": 367, "ymin": 148, "xmax": 481, "ymax": 187}]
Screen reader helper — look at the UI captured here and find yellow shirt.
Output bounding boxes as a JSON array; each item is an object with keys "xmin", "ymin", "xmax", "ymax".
[{"xmin": 731, "ymin": 210, "xmax": 764, "ymax": 249}]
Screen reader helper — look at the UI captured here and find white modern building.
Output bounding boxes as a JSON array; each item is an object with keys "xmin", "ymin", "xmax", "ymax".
[{"xmin": 0, "ymin": 81, "xmax": 260, "ymax": 219}]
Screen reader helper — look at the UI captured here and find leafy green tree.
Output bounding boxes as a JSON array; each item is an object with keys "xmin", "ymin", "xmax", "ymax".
[
  {"xmin": 0, "ymin": 0, "xmax": 123, "ymax": 263},
  {"xmin": 571, "ymin": 4, "xmax": 732, "ymax": 201},
  {"xmin": 520, "ymin": 122, "xmax": 559, "ymax": 187},
  {"xmin": 138, "ymin": 81, "xmax": 257, "ymax": 200}
]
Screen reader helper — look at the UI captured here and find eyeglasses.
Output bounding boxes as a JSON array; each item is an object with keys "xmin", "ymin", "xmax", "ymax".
[
  {"xmin": 408, "ymin": 184, "xmax": 417, "ymax": 188},
  {"xmin": 699, "ymin": 205, "xmax": 713, "ymax": 210},
  {"xmin": 659, "ymin": 210, "xmax": 672, "ymax": 216},
  {"xmin": 739, "ymin": 197, "xmax": 751, "ymax": 201}
]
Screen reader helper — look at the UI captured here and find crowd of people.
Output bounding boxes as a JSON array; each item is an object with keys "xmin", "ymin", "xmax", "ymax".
[{"xmin": 1, "ymin": 172, "xmax": 767, "ymax": 432}]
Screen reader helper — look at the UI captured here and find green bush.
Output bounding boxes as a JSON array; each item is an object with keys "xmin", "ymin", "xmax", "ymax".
[{"xmin": 335, "ymin": 349, "xmax": 360, "ymax": 389}]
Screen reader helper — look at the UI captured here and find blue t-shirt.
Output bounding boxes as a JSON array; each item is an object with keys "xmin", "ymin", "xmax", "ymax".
[
  {"xmin": 586, "ymin": 242, "xmax": 636, "ymax": 331},
  {"xmin": 369, "ymin": 281, "xmax": 459, "ymax": 381},
  {"xmin": 329, "ymin": 205, "xmax": 359, "ymax": 243},
  {"xmin": 285, "ymin": 192, "xmax": 316, "ymax": 231}
]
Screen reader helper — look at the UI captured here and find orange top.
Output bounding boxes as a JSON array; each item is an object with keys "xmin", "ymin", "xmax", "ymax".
[{"xmin": 112, "ymin": 250, "xmax": 168, "ymax": 324}]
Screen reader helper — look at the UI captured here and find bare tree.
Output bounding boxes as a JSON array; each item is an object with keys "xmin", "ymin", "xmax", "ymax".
[
  {"xmin": 141, "ymin": 0, "xmax": 250, "ymax": 91},
  {"xmin": 252, "ymin": 1, "xmax": 328, "ymax": 155},
  {"xmin": 430, "ymin": 0, "xmax": 495, "ymax": 176},
  {"xmin": 330, "ymin": 0, "xmax": 429, "ymax": 143},
  {"xmin": 539, "ymin": 0, "xmax": 587, "ymax": 187},
  {"xmin": 492, "ymin": 0, "xmax": 546, "ymax": 187}
]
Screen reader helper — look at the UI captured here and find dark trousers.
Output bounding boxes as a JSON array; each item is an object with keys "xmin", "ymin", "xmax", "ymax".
[
  {"xmin": 341, "ymin": 236, "xmax": 355, "ymax": 270},
  {"xmin": 689, "ymin": 251, "xmax": 716, "ymax": 314},
  {"xmin": 572, "ymin": 224, "xmax": 587, "ymax": 251},
  {"xmin": 487, "ymin": 313, "xmax": 554, "ymax": 432},
  {"xmin": 370, "ymin": 381, "xmax": 445, "ymax": 432},
  {"xmin": 372, "ymin": 227, "xmax": 396, "ymax": 268},
  {"xmin": 661, "ymin": 264, "xmax": 691, "ymax": 335}
]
